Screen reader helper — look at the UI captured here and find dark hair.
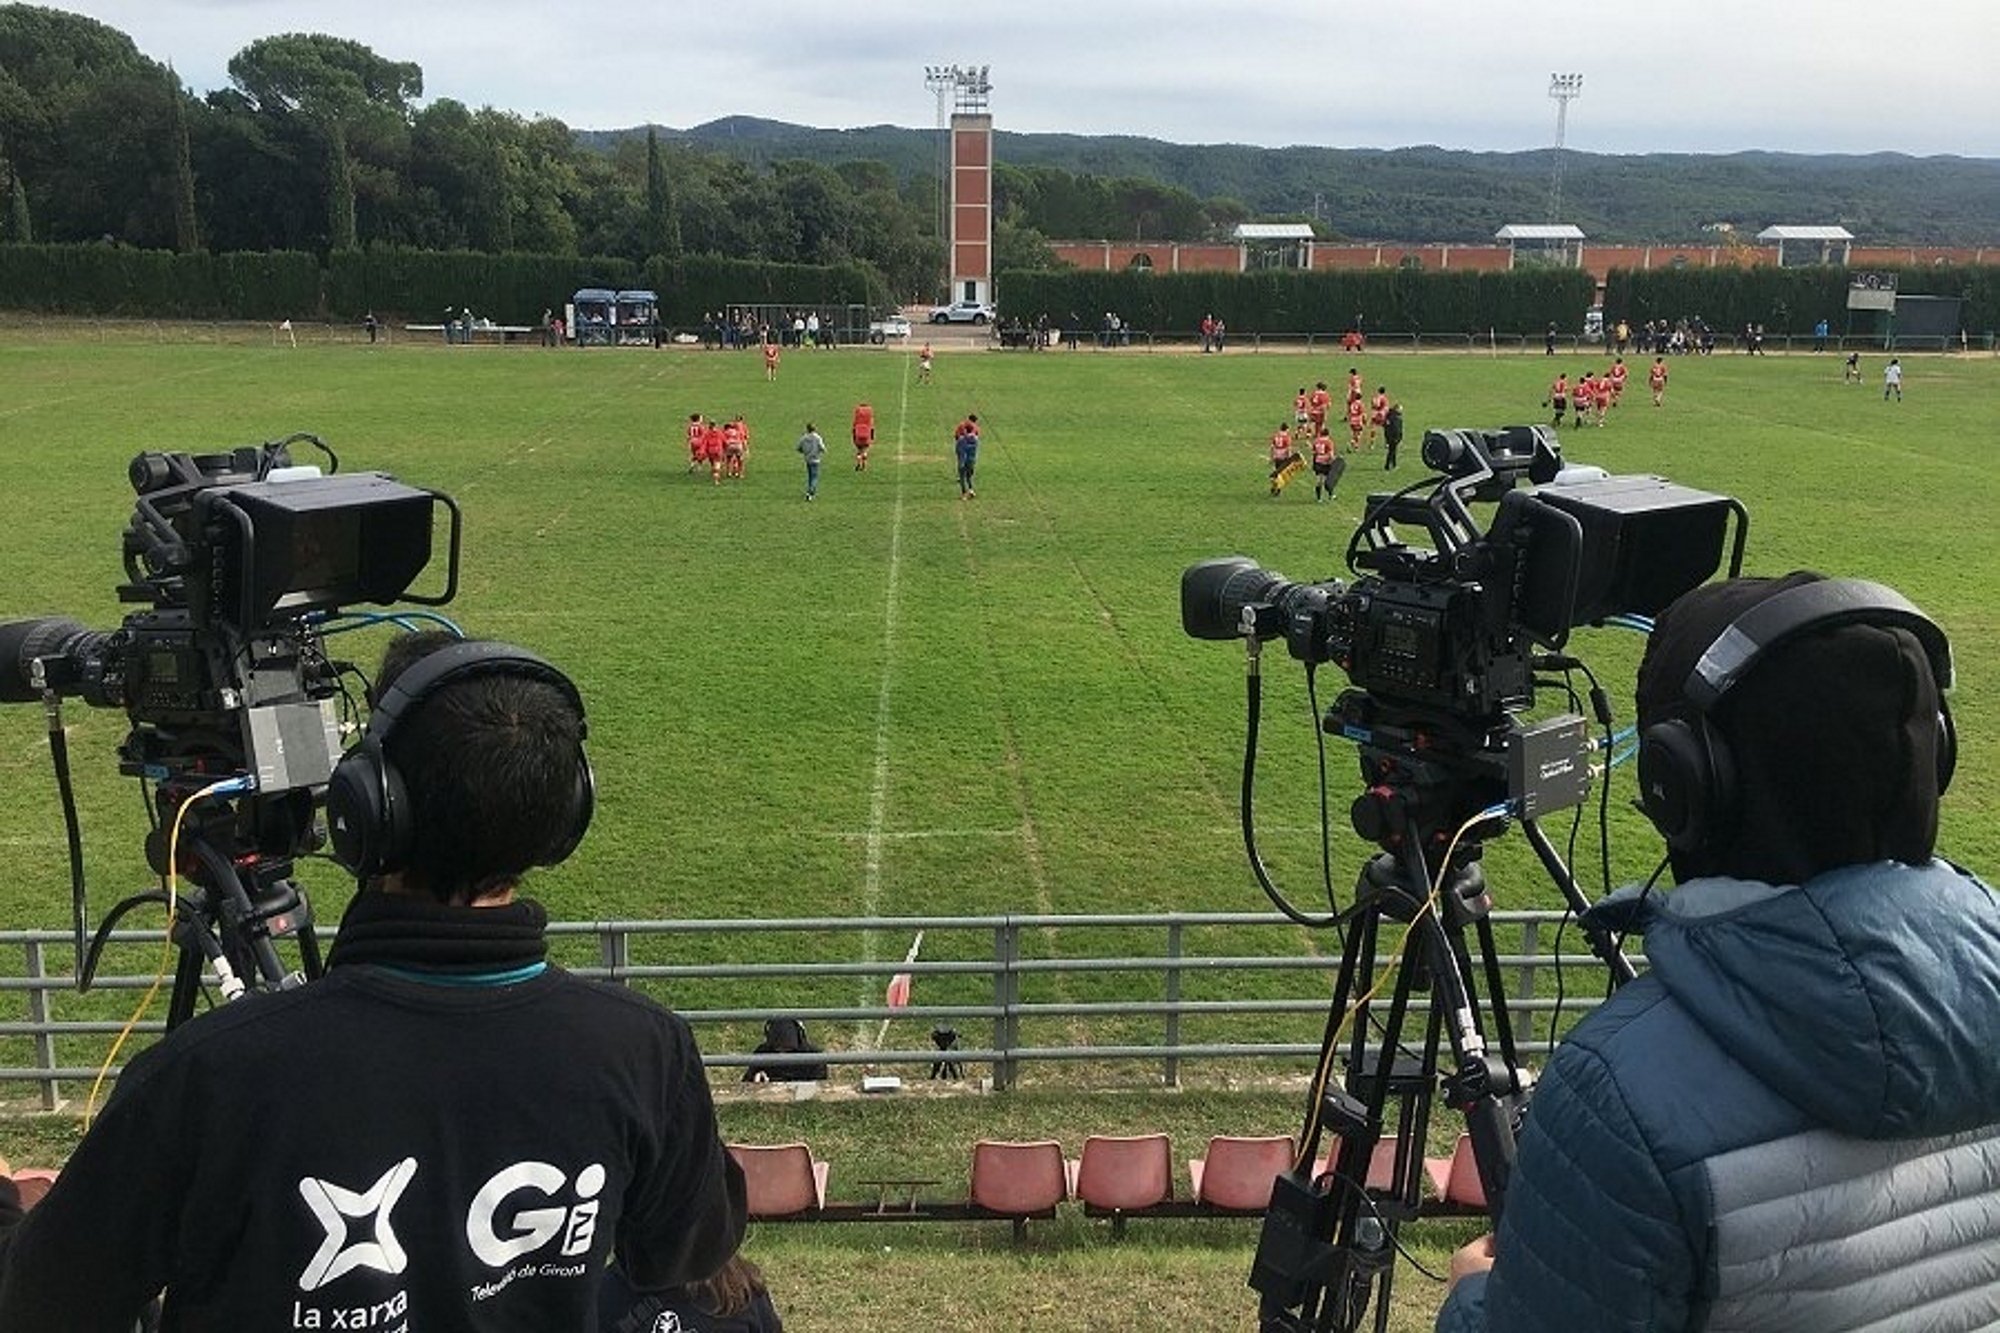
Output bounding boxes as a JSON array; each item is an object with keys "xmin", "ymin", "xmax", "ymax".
[
  {"xmin": 375, "ymin": 635, "xmax": 587, "ymax": 903},
  {"xmin": 690, "ymin": 1254, "xmax": 768, "ymax": 1318}
]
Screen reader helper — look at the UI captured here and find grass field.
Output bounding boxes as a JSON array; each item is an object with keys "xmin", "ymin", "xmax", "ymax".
[{"xmin": 1, "ymin": 333, "xmax": 1996, "ymax": 1330}]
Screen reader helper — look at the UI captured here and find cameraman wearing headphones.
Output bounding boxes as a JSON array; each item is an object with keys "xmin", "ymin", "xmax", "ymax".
[
  {"xmin": 0, "ymin": 632, "xmax": 745, "ymax": 1331},
  {"xmin": 1439, "ymin": 573, "xmax": 2000, "ymax": 1332}
]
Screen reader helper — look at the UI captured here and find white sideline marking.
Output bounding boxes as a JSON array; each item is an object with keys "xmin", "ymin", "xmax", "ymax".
[
  {"xmin": 821, "ymin": 827, "xmax": 1023, "ymax": 842},
  {"xmin": 855, "ymin": 355, "xmax": 913, "ymax": 1048}
]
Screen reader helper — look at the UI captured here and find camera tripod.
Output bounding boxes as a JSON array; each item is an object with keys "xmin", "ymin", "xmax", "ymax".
[
  {"xmin": 84, "ymin": 784, "xmax": 324, "ymax": 1030},
  {"xmin": 1251, "ymin": 717, "xmax": 1637, "ymax": 1333}
]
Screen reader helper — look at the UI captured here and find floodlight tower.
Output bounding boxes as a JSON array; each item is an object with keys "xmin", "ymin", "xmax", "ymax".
[
  {"xmin": 924, "ymin": 65, "xmax": 955, "ymax": 301},
  {"xmin": 1548, "ymin": 73, "xmax": 1584, "ymax": 224},
  {"xmin": 922, "ymin": 64, "xmax": 994, "ymax": 309}
]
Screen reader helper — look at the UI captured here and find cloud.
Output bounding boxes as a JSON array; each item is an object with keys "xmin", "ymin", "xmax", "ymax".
[{"xmin": 53, "ymin": 0, "xmax": 2000, "ymax": 156}]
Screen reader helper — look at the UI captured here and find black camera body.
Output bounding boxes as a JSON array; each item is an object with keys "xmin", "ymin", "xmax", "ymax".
[
  {"xmin": 3, "ymin": 437, "xmax": 459, "ymax": 803},
  {"xmin": 1185, "ymin": 426, "xmax": 1742, "ymax": 725}
]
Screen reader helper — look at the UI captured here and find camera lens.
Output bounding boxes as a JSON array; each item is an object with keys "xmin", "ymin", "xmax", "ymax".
[
  {"xmin": 0, "ymin": 617, "xmax": 96, "ymax": 703},
  {"xmin": 1182, "ymin": 558, "xmax": 1292, "ymax": 640}
]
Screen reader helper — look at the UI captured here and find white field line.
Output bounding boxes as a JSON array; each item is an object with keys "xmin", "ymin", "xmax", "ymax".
[
  {"xmin": 820, "ymin": 826, "xmax": 1023, "ymax": 841},
  {"xmin": 854, "ymin": 353, "xmax": 913, "ymax": 1048}
]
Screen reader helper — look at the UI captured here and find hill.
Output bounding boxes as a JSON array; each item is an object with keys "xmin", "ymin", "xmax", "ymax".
[{"xmin": 579, "ymin": 118, "xmax": 2000, "ymax": 247}]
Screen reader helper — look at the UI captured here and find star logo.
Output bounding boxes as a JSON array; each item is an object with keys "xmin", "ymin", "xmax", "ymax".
[{"xmin": 297, "ymin": 1158, "xmax": 419, "ymax": 1291}]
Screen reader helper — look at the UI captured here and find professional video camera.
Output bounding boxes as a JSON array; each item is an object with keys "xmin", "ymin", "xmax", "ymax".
[
  {"xmin": 1, "ymin": 435, "xmax": 459, "ymax": 1023},
  {"xmin": 1181, "ymin": 426, "xmax": 1744, "ymax": 1332}
]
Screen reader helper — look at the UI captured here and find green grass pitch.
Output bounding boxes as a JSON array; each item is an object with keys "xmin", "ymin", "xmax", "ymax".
[{"xmin": 0, "ymin": 334, "xmax": 1995, "ymax": 1331}]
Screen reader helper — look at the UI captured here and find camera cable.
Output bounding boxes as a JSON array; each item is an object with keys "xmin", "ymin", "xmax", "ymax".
[
  {"xmin": 84, "ymin": 775, "xmax": 251, "ymax": 1127},
  {"xmin": 1292, "ymin": 801, "xmax": 1513, "ymax": 1175},
  {"xmin": 1239, "ymin": 642, "xmax": 1344, "ymax": 930}
]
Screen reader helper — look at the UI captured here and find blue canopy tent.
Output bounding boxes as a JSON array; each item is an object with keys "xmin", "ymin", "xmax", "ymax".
[
  {"xmin": 571, "ymin": 288, "xmax": 617, "ymax": 346},
  {"xmin": 614, "ymin": 289, "xmax": 660, "ymax": 346}
]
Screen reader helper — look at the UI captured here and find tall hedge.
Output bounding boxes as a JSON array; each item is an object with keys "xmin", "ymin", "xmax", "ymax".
[
  {"xmin": 1605, "ymin": 265, "xmax": 2000, "ymax": 336},
  {"xmin": 0, "ymin": 244, "xmax": 318, "ymax": 318},
  {"xmin": 0, "ymin": 244, "xmax": 896, "ymax": 327},
  {"xmin": 996, "ymin": 266, "xmax": 1598, "ymax": 336}
]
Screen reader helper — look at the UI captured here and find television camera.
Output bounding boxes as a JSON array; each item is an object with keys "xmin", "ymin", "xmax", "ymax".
[
  {"xmin": 0, "ymin": 435, "xmax": 459, "ymax": 1026},
  {"xmin": 1182, "ymin": 425, "xmax": 1744, "ymax": 1332}
]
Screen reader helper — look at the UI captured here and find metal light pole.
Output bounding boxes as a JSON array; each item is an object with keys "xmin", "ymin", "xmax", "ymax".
[
  {"xmin": 923, "ymin": 65, "xmax": 954, "ymax": 303},
  {"xmin": 1548, "ymin": 73, "xmax": 1583, "ymax": 225}
]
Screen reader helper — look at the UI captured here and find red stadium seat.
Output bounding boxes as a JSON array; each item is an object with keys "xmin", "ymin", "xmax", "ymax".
[
  {"xmin": 1189, "ymin": 1135, "xmax": 1295, "ymax": 1213},
  {"xmin": 1072, "ymin": 1133, "xmax": 1173, "ymax": 1234},
  {"xmin": 968, "ymin": 1139, "xmax": 1070, "ymax": 1239},
  {"xmin": 727, "ymin": 1142, "xmax": 829, "ymax": 1218},
  {"xmin": 1423, "ymin": 1134, "xmax": 1488, "ymax": 1209}
]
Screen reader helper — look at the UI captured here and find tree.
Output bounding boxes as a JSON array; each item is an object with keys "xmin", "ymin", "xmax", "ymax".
[
  {"xmin": 166, "ymin": 67, "xmax": 199, "ymax": 252},
  {"xmin": 226, "ymin": 33, "xmax": 421, "ymax": 250},
  {"xmin": 6, "ymin": 166, "xmax": 28, "ymax": 242},
  {"xmin": 644, "ymin": 127, "xmax": 681, "ymax": 263},
  {"xmin": 994, "ymin": 217, "xmax": 1058, "ymax": 273},
  {"xmin": 0, "ymin": 5, "xmax": 181, "ymax": 244}
]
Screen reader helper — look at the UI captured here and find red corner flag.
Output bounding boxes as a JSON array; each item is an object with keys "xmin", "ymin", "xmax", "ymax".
[{"xmin": 885, "ymin": 931, "xmax": 924, "ymax": 1009}]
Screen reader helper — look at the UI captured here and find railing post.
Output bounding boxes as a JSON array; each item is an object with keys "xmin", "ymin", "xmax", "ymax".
[
  {"xmin": 992, "ymin": 921, "xmax": 1019, "ymax": 1090},
  {"xmin": 24, "ymin": 940, "xmax": 59, "ymax": 1111},
  {"xmin": 600, "ymin": 924, "xmax": 629, "ymax": 984},
  {"xmin": 1515, "ymin": 919, "xmax": 1540, "ymax": 1046},
  {"xmin": 1163, "ymin": 922, "xmax": 1183, "ymax": 1088}
]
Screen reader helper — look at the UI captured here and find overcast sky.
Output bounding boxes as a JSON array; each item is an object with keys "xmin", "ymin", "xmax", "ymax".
[{"xmin": 46, "ymin": 1, "xmax": 2000, "ymax": 158}]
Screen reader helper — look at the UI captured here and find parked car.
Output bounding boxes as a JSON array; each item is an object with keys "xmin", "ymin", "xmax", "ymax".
[
  {"xmin": 930, "ymin": 299, "xmax": 996, "ymax": 325},
  {"xmin": 868, "ymin": 314, "xmax": 913, "ymax": 343}
]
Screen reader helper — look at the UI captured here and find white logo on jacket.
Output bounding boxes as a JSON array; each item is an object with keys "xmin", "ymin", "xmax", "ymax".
[
  {"xmin": 465, "ymin": 1160, "xmax": 607, "ymax": 1267},
  {"xmin": 297, "ymin": 1158, "xmax": 419, "ymax": 1291}
]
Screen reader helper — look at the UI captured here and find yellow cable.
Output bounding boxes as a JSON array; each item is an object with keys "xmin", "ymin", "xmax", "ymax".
[
  {"xmin": 84, "ymin": 778, "xmax": 235, "ymax": 1128},
  {"xmin": 1292, "ymin": 806, "xmax": 1512, "ymax": 1176}
]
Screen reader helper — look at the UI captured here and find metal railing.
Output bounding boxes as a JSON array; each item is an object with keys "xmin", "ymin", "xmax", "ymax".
[{"xmin": 0, "ymin": 910, "xmax": 1627, "ymax": 1109}]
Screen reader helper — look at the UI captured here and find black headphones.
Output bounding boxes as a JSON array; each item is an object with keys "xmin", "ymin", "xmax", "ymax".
[
  {"xmin": 325, "ymin": 640, "xmax": 595, "ymax": 879},
  {"xmin": 1636, "ymin": 579, "xmax": 1955, "ymax": 860}
]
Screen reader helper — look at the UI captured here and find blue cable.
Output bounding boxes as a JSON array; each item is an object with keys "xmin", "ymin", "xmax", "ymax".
[{"xmin": 317, "ymin": 609, "xmax": 465, "ymax": 638}]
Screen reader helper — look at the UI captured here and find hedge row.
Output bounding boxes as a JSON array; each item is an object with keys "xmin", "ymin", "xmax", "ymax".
[
  {"xmin": 1604, "ymin": 264, "xmax": 2000, "ymax": 336},
  {"xmin": 0, "ymin": 245, "xmax": 890, "ymax": 326},
  {"xmin": 0, "ymin": 246, "xmax": 320, "ymax": 319},
  {"xmin": 996, "ymin": 267, "xmax": 1598, "ymax": 336},
  {"xmin": 7, "ymin": 243, "xmax": 1989, "ymax": 336}
]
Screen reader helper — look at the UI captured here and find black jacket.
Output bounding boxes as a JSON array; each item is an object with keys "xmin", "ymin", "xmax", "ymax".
[{"xmin": 0, "ymin": 891, "xmax": 745, "ymax": 1332}]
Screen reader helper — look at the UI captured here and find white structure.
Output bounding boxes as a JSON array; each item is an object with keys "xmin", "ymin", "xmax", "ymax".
[
  {"xmin": 1756, "ymin": 225, "xmax": 1854, "ymax": 267},
  {"xmin": 1496, "ymin": 223, "xmax": 1586, "ymax": 268},
  {"xmin": 1233, "ymin": 222, "xmax": 1315, "ymax": 270}
]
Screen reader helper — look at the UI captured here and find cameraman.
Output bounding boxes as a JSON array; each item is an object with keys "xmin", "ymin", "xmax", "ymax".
[
  {"xmin": 1438, "ymin": 572, "xmax": 2000, "ymax": 1332},
  {"xmin": 0, "ymin": 632, "xmax": 746, "ymax": 1331}
]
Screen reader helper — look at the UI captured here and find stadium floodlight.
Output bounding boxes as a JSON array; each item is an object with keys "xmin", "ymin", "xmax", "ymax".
[
  {"xmin": 924, "ymin": 66, "xmax": 955, "ymax": 302},
  {"xmin": 1548, "ymin": 73, "xmax": 1584, "ymax": 224}
]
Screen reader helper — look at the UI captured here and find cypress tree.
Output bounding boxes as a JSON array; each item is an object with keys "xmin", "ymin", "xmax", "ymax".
[
  {"xmin": 8, "ymin": 172, "xmax": 29, "ymax": 244},
  {"xmin": 644, "ymin": 128, "xmax": 681, "ymax": 264},
  {"xmin": 328, "ymin": 121, "xmax": 356, "ymax": 251},
  {"xmin": 167, "ymin": 68, "xmax": 201, "ymax": 253}
]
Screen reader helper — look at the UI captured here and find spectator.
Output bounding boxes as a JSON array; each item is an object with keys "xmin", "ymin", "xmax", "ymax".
[
  {"xmin": 0, "ymin": 634, "xmax": 746, "ymax": 1331},
  {"xmin": 741, "ymin": 1018, "xmax": 828, "ymax": 1084},
  {"xmin": 1437, "ymin": 572, "xmax": 2000, "ymax": 1333}
]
